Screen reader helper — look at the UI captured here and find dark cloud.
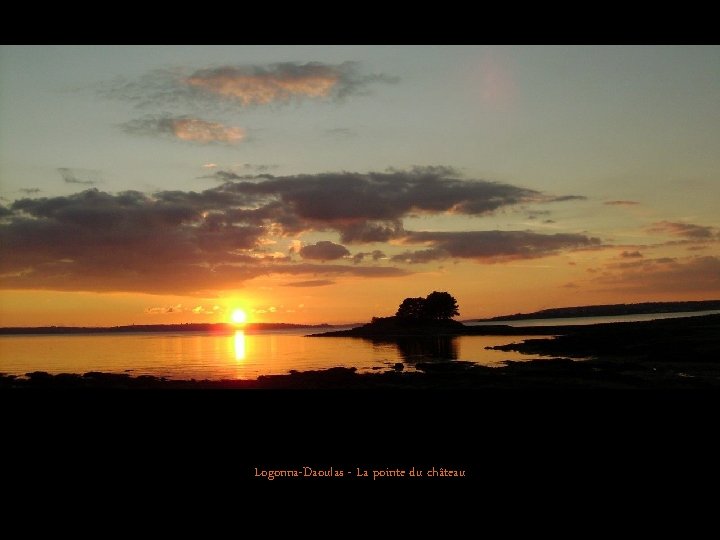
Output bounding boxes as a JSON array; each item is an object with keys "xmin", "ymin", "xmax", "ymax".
[
  {"xmin": 338, "ymin": 220, "xmax": 405, "ymax": 243},
  {"xmin": 620, "ymin": 250, "xmax": 643, "ymax": 259},
  {"xmin": 605, "ymin": 200, "xmax": 640, "ymax": 206},
  {"xmin": 101, "ymin": 62, "xmax": 397, "ymax": 111},
  {"xmin": 19, "ymin": 188, "xmax": 41, "ymax": 194},
  {"xmin": 603, "ymin": 201, "xmax": 640, "ymax": 206},
  {"xmin": 525, "ymin": 210, "xmax": 551, "ymax": 220},
  {"xmin": 0, "ymin": 188, "xmax": 407, "ymax": 294},
  {"xmin": 0, "ymin": 167, "xmax": 594, "ymax": 294},
  {"xmin": 546, "ymin": 195, "xmax": 587, "ymax": 203},
  {"xmin": 299, "ymin": 241, "xmax": 350, "ymax": 261},
  {"xmin": 391, "ymin": 230, "xmax": 601, "ymax": 263},
  {"xmin": 58, "ymin": 168, "xmax": 100, "ymax": 185},
  {"xmin": 207, "ymin": 167, "xmax": 554, "ymax": 241},
  {"xmin": 647, "ymin": 221, "xmax": 715, "ymax": 239},
  {"xmin": 121, "ymin": 115, "xmax": 245, "ymax": 144},
  {"xmin": 284, "ymin": 279, "xmax": 335, "ymax": 287},
  {"xmin": 391, "ymin": 248, "xmax": 447, "ymax": 264},
  {"xmin": 352, "ymin": 250, "xmax": 386, "ymax": 264}
]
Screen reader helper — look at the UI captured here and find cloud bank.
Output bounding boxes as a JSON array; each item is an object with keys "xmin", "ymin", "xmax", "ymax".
[{"xmin": 0, "ymin": 168, "xmax": 598, "ymax": 295}]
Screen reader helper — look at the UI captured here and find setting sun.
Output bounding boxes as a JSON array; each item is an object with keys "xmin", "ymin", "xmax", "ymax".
[{"xmin": 231, "ymin": 308, "xmax": 247, "ymax": 325}]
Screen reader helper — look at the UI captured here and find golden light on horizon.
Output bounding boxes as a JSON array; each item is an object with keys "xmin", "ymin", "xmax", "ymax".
[{"xmin": 231, "ymin": 308, "xmax": 248, "ymax": 325}]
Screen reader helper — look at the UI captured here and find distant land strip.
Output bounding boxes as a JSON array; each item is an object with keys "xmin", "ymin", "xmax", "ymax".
[
  {"xmin": 0, "ymin": 322, "xmax": 341, "ymax": 336},
  {"xmin": 470, "ymin": 300, "xmax": 720, "ymax": 322}
]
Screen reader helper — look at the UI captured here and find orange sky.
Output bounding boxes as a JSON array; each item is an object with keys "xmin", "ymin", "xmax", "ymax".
[{"xmin": 1, "ymin": 46, "xmax": 719, "ymax": 326}]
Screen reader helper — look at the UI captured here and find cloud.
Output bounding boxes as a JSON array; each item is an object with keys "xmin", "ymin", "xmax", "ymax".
[
  {"xmin": 58, "ymin": 168, "xmax": 100, "ymax": 185},
  {"xmin": 206, "ymin": 166, "xmax": 564, "ymax": 242},
  {"xmin": 594, "ymin": 256, "xmax": 720, "ymax": 294},
  {"xmin": 19, "ymin": 188, "xmax": 41, "ymax": 194},
  {"xmin": 236, "ymin": 163, "xmax": 279, "ymax": 173},
  {"xmin": 352, "ymin": 250, "xmax": 386, "ymax": 264},
  {"xmin": 525, "ymin": 210, "xmax": 551, "ymax": 220},
  {"xmin": 144, "ymin": 304, "xmax": 185, "ymax": 314},
  {"xmin": 121, "ymin": 115, "xmax": 245, "ymax": 144},
  {"xmin": 620, "ymin": 250, "xmax": 643, "ymax": 259},
  {"xmin": 299, "ymin": 241, "xmax": 350, "ymax": 261},
  {"xmin": 647, "ymin": 221, "xmax": 715, "ymax": 239},
  {"xmin": 0, "ymin": 187, "xmax": 408, "ymax": 295},
  {"xmin": 605, "ymin": 200, "xmax": 640, "ymax": 206},
  {"xmin": 391, "ymin": 230, "xmax": 601, "ymax": 263},
  {"xmin": 0, "ymin": 166, "xmax": 593, "ymax": 294},
  {"xmin": 546, "ymin": 195, "xmax": 587, "ymax": 203},
  {"xmin": 284, "ymin": 279, "xmax": 335, "ymax": 287},
  {"xmin": 102, "ymin": 62, "xmax": 396, "ymax": 111}
]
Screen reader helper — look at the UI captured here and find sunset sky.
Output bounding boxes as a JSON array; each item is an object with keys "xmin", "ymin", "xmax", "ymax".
[{"xmin": 1, "ymin": 45, "xmax": 719, "ymax": 326}]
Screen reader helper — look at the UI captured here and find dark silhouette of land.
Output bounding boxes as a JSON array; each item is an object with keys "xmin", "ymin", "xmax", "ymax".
[
  {"xmin": 3, "ymin": 314, "xmax": 720, "ymax": 389},
  {"xmin": 469, "ymin": 300, "xmax": 720, "ymax": 322},
  {"xmin": 0, "ymin": 322, "xmax": 338, "ymax": 336}
]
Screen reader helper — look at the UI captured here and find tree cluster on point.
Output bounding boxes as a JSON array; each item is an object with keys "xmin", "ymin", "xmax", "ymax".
[{"xmin": 395, "ymin": 291, "xmax": 459, "ymax": 321}]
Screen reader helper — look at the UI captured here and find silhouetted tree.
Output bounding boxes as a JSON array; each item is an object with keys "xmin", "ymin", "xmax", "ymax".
[
  {"xmin": 422, "ymin": 291, "xmax": 459, "ymax": 320},
  {"xmin": 396, "ymin": 297, "xmax": 426, "ymax": 320},
  {"xmin": 395, "ymin": 291, "xmax": 460, "ymax": 321}
]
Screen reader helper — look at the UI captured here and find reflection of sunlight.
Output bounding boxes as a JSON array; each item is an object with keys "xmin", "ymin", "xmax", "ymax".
[{"xmin": 234, "ymin": 330, "xmax": 246, "ymax": 361}]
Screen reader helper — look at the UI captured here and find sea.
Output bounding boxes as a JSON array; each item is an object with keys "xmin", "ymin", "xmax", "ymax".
[{"xmin": 1, "ymin": 310, "xmax": 718, "ymax": 381}]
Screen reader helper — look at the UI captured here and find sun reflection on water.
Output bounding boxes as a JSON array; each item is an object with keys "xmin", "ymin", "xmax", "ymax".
[{"xmin": 234, "ymin": 330, "xmax": 246, "ymax": 361}]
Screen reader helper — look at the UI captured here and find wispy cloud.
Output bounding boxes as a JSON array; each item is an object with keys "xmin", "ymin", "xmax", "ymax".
[
  {"xmin": 647, "ymin": 220, "xmax": 716, "ymax": 239},
  {"xmin": 284, "ymin": 279, "xmax": 335, "ymax": 287},
  {"xmin": 605, "ymin": 200, "xmax": 640, "ymax": 206},
  {"xmin": 58, "ymin": 168, "xmax": 100, "ymax": 185},
  {"xmin": 102, "ymin": 62, "xmax": 397, "ymax": 111},
  {"xmin": 594, "ymin": 255, "xmax": 720, "ymax": 294},
  {"xmin": 391, "ymin": 230, "xmax": 601, "ymax": 263},
  {"xmin": 121, "ymin": 115, "xmax": 245, "ymax": 144}
]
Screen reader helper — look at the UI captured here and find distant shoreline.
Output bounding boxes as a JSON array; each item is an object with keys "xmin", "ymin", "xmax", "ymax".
[
  {"xmin": 0, "ymin": 322, "xmax": 344, "ymax": 336},
  {"xmin": 468, "ymin": 300, "xmax": 720, "ymax": 322}
]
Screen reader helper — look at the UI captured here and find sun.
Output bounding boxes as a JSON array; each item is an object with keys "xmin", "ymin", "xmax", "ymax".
[{"xmin": 231, "ymin": 308, "xmax": 247, "ymax": 325}]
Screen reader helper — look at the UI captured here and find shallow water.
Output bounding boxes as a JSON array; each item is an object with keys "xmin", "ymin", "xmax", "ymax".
[{"xmin": 0, "ymin": 330, "xmax": 540, "ymax": 381}]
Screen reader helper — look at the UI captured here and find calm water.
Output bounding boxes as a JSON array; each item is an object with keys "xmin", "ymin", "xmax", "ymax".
[
  {"xmin": 2, "ymin": 310, "xmax": 716, "ymax": 381},
  {"xmin": 0, "ymin": 329, "xmax": 539, "ymax": 381}
]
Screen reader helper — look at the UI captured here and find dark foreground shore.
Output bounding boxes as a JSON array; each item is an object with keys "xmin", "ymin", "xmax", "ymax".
[{"xmin": 3, "ymin": 314, "xmax": 720, "ymax": 389}]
